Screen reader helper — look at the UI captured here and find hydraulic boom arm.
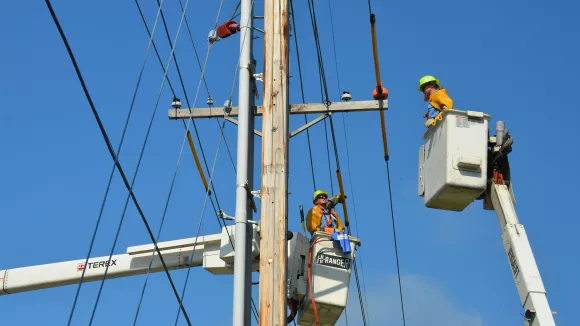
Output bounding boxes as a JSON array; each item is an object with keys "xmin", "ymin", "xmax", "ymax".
[
  {"xmin": 0, "ymin": 225, "xmax": 260, "ymax": 296},
  {"xmin": 490, "ymin": 183, "xmax": 556, "ymax": 326}
]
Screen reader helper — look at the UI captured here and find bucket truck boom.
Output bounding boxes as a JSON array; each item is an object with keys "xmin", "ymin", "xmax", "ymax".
[{"xmin": 418, "ymin": 109, "xmax": 557, "ymax": 326}]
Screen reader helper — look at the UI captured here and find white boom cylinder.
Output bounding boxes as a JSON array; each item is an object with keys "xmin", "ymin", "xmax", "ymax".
[
  {"xmin": 0, "ymin": 235, "xmax": 215, "ymax": 296},
  {"xmin": 490, "ymin": 184, "xmax": 556, "ymax": 326},
  {"xmin": 232, "ymin": 0, "xmax": 255, "ymax": 324}
]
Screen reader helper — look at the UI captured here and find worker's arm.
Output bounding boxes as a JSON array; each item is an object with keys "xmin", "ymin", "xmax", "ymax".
[
  {"xmin": 327, "ymin": 194, "xmax": 346, "ymax": 208},
  {"xmin": 306, "ymin": 207, "xmax": 322, "ymax": 235},
  {"xmin": 333, "ymin": 211, "xmax": 346, "ymax": 232},
  {"xmin": 429, "ymin": 88, "xmax": 454, "ymax": 111}
]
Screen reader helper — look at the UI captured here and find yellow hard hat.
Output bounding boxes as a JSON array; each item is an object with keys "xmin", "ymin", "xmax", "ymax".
[
  {"xmin": 312, "ymin": 190, "xmax": 328, "ymax": 203},
  {"xmin": 418, "ymin": 75, "xmax": 440, "ymax": 91}
]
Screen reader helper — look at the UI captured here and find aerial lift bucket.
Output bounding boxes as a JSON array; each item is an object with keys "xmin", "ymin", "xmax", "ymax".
[
  {"xmin": 418, "ymin": 109, "xmax": 492, "ymax": 211},
  {"xmin": 296, "ymin": 232, "xmax": 360, "ymax": 326}
]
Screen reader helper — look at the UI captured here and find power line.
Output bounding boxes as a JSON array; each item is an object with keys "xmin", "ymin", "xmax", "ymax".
[
  {"xmin": 326, "ymin": 0, "xmax": 342, "ymax": 97},
  {"xmin": 155, "ymin": 0, "xmax": 238, "ymax": 175},
  {"xmin": 85, "ymin": 0, "xmax": 196, "ymax": 323},
  {"xmin": 65, "ymin": 1, "xmax": 165, "ymax": 324},
  {"xmin": 174, "ymin": 121, "xmax": 225, "ymax": 326},
  {"xmin": 305, "ymin": 1, "xmax": 372, "ymax": 324},
  {"xmin": 341, "ymin": 115, "xmax": 371, "ymax": 322},
  {"xmin": 43, "ymin": 0, "xmax": 192, "ymax": 324},
  {"xmin": 167, "ymin": 0, "xmax": 260, "ymax": 323},
  {"xmin": 361, "ymin": 0, "xmax": 406, "ymax": 321},
  {"xmin": 133, "ymin": 0, "xmax": 258, "ymax": 322},
  {"xmin": 289, "ymin": 0, "xmax": 317, "ymax": 191},
  {"xmin": 385, "ymin": 161, "xmax": 406, "ymax": 326}
]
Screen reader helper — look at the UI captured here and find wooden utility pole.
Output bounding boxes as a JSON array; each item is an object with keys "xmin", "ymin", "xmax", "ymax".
[{"xmin": 259, "ymin": 0, "xmax": 289, "ymax": 323}]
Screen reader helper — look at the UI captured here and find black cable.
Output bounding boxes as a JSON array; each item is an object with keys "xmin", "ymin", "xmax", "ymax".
[
  {"xmin": 230, "ymin": 1, "xmax": 241, "ymax": 20},
  {"xmin": 290, "ymin": 0, "xmax": 317, "ymax": 191},
  {"xmin": 341, "ymin": 115, "xmax": 371, "ymax": 318},
  {"xmin": 89, "ymin": 1, "xmax": 199, "ymax": 323},
  {"xmin": 306, "ymin": 0, "xmax": 330, "ymax": 103},
  {"xmin": 323, "ymin": 119, "xmax": 335, "ymax": 194},
  {"xmin": 386, "ymin": 161, "xmax": 407, "ymax": 326},
  {"xmin": 43, "ymin": 1, "xmax": 192, "ymax": 324},
  {"xmin": 134, "ymin": 0, "xmax": 177, "ymax": 95},
  {"xmin": 353, "ymin": 259, "xmax": 369, "ymax": 326},
  {"xmin": 306, "ymin": 2, "xmax": 374, "ymax": 324},
  {"xmin": 326, "ymin": 0, "xmax": 342, "ymax": 97},
  {"xmin": 179, "ymin": 0, "xmax": 236, "ymax": 174},
  {"xmin": 166, "ymin": 0, "xmax": 260, "ymax": 321},
  {"xmin": 66, "ymin": 3, "xmax": 159, "ymax": 324}
]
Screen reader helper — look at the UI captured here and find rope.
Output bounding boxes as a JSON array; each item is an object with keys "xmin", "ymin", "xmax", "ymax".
[
  {"xmin": 290, "ymin": 0, "xmax": 316, "ymax": 191},
  {"xmin": 65, "ymin": 1, "xmax": 164, "ymax": 324},
  {"xmin": 43, "ymin": 1, "xmax": 192, "ymax": 324},
  {"xmin": 307, "ymin": 238, "xmax": 332, "ymax": 326}
]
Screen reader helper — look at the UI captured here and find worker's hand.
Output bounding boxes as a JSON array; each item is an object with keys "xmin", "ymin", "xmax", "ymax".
[{"xmin": 336, "ymin": 194, "xmax": 347, "ymax": 203}]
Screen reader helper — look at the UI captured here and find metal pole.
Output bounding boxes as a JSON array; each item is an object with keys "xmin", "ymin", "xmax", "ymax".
[{"xmin": 233, "ymin": 0, "xmax": 254, "ymax": 323}]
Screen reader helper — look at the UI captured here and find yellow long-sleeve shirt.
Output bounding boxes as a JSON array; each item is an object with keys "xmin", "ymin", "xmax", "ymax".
[
  {"xmin": 429, "ymin": 88, "xmax": 454, "ymax": 111},
  {"xmin": 306, "ymin": 205, "xmax": 345, "ymax": 235}
]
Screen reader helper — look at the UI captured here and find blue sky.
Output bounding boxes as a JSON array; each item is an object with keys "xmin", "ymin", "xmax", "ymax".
[{"xmin": 0, "ymin": 0, "xmax": 577, "ymax": 325}]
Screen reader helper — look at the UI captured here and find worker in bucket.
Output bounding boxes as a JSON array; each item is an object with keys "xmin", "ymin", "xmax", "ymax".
[
  {"xmin": 306, "ymin": 190, "xmax": 346, "ymax": 236},
  {"xmin": 418, "ymin": 75, "xmax": 454, "ymax": 128}
]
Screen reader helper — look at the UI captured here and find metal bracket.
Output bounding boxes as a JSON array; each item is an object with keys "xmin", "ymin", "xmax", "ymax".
[
  {"xmin": 225, "ymin": 117, "xmax": 263, "ymax": 137},
  {"xmin": 253, "ymin": 73, "xmax": 263, "ymax": 82},
  {"xmin": 219, "ymin": 210, "xmax": 259, "ymax": 225},
  {"xmin": 244, "ymin": 183, "xmax": 258, "ymax": 213},
  {"xmin": 250, "ymin": 190, "xmax": 261, "ymax": 198},
  {"xmin": 289, "ymin": 113, "xmax": 330, "ymax": 138}
]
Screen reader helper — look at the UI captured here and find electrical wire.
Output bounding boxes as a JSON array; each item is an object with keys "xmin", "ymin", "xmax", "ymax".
[
  {"xmin": 85, "ymin": 0, "xmax": 195, "ymax": 324},
  {"xmin": 341, "ymin": 116, "xmax": 370, "ymax": 322},
  {"xmin": 385, "ymin": 161, "xmax": 406, "ymax": 326},
  {"xmin": 155, "ymin": 0, "xmax": 238, "ymax": 176},
  {"xmin": 133, "ymin": 0, "xmax": 258, "ymax": 321},
  {"xmin": 43, "ymin": 1, "xmax": 192, "ymax": 324},
  {"xmin": 174, "ymin": 120, "xmax": 225, "ymax": 326},
  {"xmin": 363, "ymin": 0, "xmax": 406, "ymax": 323},
  {"xmin": 305, "ymin": 0, "xmax": 373, "ymax": 324},
  {"xmin": 65, "ymin": 1, "xmax": 164, "ymax": 324},
  {"xmin": 175, "ymin": 0, "xmax": 238, "ymax": 173},
  {"xmin": 327, "ymin": 0, "xmax": 342, "ymax": 97},
  {"xmin": 353, "ymin": 259, "xmax": 368, "ymax": 326},
  {"xmin": 168, "ymin": 0, "xmax": 260, "ymax": 323},
  {"xmin": 289, "ymin": 0, "xmax": 317, "ymax": 191}
]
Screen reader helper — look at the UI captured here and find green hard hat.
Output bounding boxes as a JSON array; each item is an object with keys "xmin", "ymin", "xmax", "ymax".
[
  {"xmin": 418, "ymin": 75, "xmax": 440, "ymax": 91},
  {"xmin": 312, "ymin": 190, "xmax": 328, "ymax": 203}
]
